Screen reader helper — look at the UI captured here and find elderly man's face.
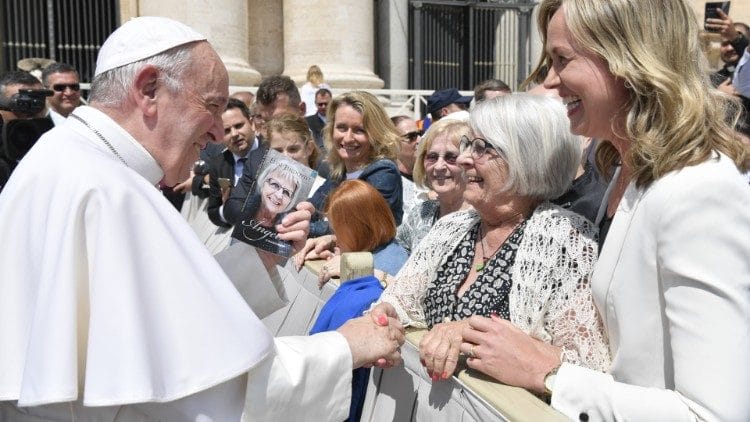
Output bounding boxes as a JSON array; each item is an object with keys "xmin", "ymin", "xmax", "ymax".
[
  {"xmin": 0, "ymin": 82, "xmax": 47, "ymax": 122},
  {"xmin": 45, "ymin": 71, "xmax": 81, "ymax": 117},
  {"xmin": 160, "ymin": 42, "xmax": 228, "ymax": 186}
]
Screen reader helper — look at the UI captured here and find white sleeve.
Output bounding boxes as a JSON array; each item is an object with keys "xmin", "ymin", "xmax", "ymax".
[
  {"xmin": 551, "ymin": 364, "xmax": 695, "ymax": 421},
  {"xmin": 552, "ymin": 160, "xmax": 750, "ymax": 422},
  {"xmin": 243, "ymin": 331, "xmax": 353, "ymax": 421}
]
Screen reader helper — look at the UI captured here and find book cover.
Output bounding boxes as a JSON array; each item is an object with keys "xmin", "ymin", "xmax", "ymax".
[{"xmin": 231, "ymin": 149, "xmax": 317, "ymax": 257}]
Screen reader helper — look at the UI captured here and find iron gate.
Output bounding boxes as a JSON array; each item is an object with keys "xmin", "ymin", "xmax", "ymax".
[
  {"xmin": 409, "ymin": 0, "xmax": 536, "ymax": 91},
  {"xmin": 0, "ymin": 0, "xmax": 119, "ymax": 83}
]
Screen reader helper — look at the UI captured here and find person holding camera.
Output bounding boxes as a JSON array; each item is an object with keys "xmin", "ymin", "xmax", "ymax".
[{"xmin": 0, "ymin": 70, "xmax": 54, "ymax": 191}]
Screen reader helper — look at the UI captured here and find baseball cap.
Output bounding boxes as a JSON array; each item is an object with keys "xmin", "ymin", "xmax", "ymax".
[{"xmin": 427, "ymin": 88, "xmax": 473, "ymax": 113}]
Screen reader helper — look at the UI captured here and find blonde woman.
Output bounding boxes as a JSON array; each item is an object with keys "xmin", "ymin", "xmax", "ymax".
[{"xmin": 309, "ymin": 91, "xmax": 403, "ymax": 236}]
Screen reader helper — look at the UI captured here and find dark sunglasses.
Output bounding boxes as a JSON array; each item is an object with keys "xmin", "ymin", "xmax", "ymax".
[
  {"xmin": 51, "ymin": 83, "xmax": 80, "ymax": 92},
  {"xmin": 316, "ymin": 102, "xmax": 330, "ymax": 107},
  {"xmin": 402, "ymin": 130, "xmax": 423, "ymax": 143}
]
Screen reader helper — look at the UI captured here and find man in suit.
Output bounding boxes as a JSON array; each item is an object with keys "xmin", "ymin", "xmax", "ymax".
[
  {"xmin": 305, "ymin": 87, "xmax": 331, "ymax": 153},
  {"xmin": 41, "ymin": 62, "xmax": 82, "ymax": 126},
  {"xmin": 207, "ymin": 98, "xmax": 263, "ymax": 227}
]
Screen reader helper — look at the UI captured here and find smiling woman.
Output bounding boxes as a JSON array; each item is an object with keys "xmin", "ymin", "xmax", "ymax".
[
  {"xmin": 374, "ymin": 93, "xmax": 609, "ymax": 386},
  {"xmin": 308, "ymin": 91, "xmax": 404, "ymax": 237},
  {"xmin": 396, "ymin": 118, "xmax": 472, "ymax": 254}
]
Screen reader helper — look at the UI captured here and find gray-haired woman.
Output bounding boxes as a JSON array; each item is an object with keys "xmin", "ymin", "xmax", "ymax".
[{"xmin": 374, "ymin": 93, "xmax": 610, "ymax": 381}]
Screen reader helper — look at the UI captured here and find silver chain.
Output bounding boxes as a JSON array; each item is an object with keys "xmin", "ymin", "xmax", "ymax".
[{"xmin": 70, "ymin": 114, "xmax": 129, "ymax": 167}]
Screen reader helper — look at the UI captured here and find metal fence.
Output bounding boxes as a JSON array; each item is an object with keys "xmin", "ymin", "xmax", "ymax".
[
  {"xmin": 409, "ymin": 0, "xmax": 537, "ymax": 91},
  {"xmin": 0, "ymin": 0, "xmax": 119, "ymax": 83}
]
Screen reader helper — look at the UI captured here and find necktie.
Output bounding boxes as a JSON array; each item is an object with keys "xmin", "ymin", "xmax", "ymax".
[{"xmin": 235, "ymin": 157, "xmax": 247, "ymax": 186}]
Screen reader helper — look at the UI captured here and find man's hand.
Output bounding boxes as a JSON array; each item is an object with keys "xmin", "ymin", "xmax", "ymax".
[
  {"xmin": 706, "ymin": 8, "xmax": 738, "ymax": 39},
  {"xmin": 338, "ymin": 302, "xmax": 405, "ymax": 369},
  {"xmin": 173, "ymin": 174, "xmax": 194, "ymax": 193},
  {"xmin": 220, "ymin": 186, "xmax": 231, "ymax": 204},
  {"xmin": 718, "ymin": 77, "xmax": 737, "ymax": 95}
]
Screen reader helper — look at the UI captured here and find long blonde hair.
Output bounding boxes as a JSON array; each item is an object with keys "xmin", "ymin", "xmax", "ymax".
[
  {"xmin": 324, "ymin": 91, "xmax": 400, "ymax": 181},
  {"xmin": 529, "ymin": 0, "xmax": 749, "ymax": 187}
]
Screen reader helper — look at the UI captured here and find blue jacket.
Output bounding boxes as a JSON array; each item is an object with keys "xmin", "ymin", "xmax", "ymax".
[{"xmin": 309, "ymin": 159, "xmax": 403, "ymax": 237}]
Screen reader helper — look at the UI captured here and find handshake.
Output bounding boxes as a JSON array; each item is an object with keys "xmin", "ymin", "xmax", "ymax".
[{"xmin": 338, "ymin": 302, "xmax": 405, "ymax": 369}]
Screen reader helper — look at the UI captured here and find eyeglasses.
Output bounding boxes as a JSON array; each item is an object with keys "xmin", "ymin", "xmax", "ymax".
[
  {"xmin": 265, "ymin": 177, "xmax": 293, "ymax": 200},
  {"xmin": 459, "ymin": 135, "xmax": 499, "ymax": 160},
  {"xmin": 423, "ymin": 151, "xmax": 459, "ymax": 165},
  {"xmin": 316, "ymin": 102, "xmax": 330, "ymax": 107},
  {"xmin": 401, "ymin": 130, "xmax": 423, "ymax": 143},
  {"xmin": 51, "ymin": 83, "xmax": 80, "ymax": 92}
]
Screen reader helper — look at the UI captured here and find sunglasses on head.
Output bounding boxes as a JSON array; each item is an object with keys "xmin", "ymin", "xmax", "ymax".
[
  {"xmin": 51, "ymin": 83, "xmax": 80, "ymax": 92},
  {"xmin": 402, "ymin": 130, "xmax": 423, "ymax": 143}
]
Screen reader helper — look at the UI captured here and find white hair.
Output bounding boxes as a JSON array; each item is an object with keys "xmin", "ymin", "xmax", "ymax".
[
  {"xmin": 469, "ymin": 93, "xmax": 581, "ymax": 200},
  {"xmin": 88, "ymin": 44, "xmax": 194, "ymax": 107}
]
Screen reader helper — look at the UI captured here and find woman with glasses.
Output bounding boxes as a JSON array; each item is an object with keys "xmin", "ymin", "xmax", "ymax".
[
  {"xmin": 373, "ymin": 93, "xmax": 609, "ymax": 382},
  {"xmin": 396, "ymin": 119, "xmax": 471, "ymax": 254},
  {"xmin": 307, "ymin": 91, "xmax": 403, "ymax": 237},
  {"xmin": 252, "ymin": 163, "xmax": 303, "ymax": 228}
]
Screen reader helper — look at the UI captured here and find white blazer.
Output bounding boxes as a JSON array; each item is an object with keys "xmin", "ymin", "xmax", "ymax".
[{"xmin": 551, "ymin": 153, "xmax": 750, "ymax": 421}]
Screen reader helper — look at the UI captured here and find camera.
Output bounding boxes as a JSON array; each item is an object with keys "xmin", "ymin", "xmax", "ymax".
[
  {"xmin": 0, "ymin": 89, "xmax": 55, "ymax": 191},
  {"xmin": 0, "ymin": 88, "xmax": 53, "ymax": 116}
]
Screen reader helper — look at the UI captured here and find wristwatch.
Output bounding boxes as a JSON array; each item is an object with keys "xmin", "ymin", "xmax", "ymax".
[{"xmin": 543, "ymin": 365, "xmax": 560, "ymax": 395}]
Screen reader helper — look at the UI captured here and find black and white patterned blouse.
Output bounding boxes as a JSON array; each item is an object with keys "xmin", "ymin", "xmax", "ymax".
[{"xmin": 423, "ymin": 220, "xmax": 527, "ymax": 328}]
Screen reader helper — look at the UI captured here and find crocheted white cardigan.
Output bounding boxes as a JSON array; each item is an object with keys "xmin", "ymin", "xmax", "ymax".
[{"xmin": 379, "ymin": 202, "xmax": 611, "ymax": 371}]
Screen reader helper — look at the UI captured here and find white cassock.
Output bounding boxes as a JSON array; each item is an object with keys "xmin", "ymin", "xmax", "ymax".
[{"xmin": 0, "ymin": 106, "xmax": 353, "ymax": 421}]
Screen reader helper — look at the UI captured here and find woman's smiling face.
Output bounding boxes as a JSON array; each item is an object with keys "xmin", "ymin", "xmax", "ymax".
[
  {"xmin": 332, "ymin": 104, "xmax": 372, "ymax": 172},
  {"xmin": 543, "ymin": 6, "xmax": 630, "ymax": 142},
  {"xmin": 261, "ymin": 171, "xmax": 297, "ymax": 215}
]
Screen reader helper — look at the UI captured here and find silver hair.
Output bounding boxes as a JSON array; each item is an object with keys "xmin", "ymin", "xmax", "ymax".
[
  {"xmin": 256, "ymin": 162, "xmax": 303, "ymax": 214},
  {"xmin": 88, "ymin": 44, "xmax": 194, "ymax": 107},
  {"xmin": 469, "ymin": 93, "xmax": 580, "ymax": 200}
]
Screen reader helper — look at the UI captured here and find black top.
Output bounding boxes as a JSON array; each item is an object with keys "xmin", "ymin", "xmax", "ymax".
[{"xmin": 423, "ymin": 220, "xmax": 527, "ymax": 328}]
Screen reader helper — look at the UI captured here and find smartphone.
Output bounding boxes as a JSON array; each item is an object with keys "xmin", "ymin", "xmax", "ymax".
[
  {"xmin": 218, "ymin": 177, "xmax": 232, "ymax": 189},
  {"xmin": 705, "ymin": 1, "xmax": 731, "ymax": 32}
]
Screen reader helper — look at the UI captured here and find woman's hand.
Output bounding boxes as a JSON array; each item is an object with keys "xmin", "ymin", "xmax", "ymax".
[
  {"xmin": 419, "ymin": 319, "xmax": 470, "ymax": 381},
  {"xmin": 460, "ymin": 315, "xmax": 561, "ymax": 394},
  {"xmin": 293, "ymin": 234, "xmax": 336, "ymax": 271},
  {"xmin": 318, "ymin": 254, "xmax": 341, "ymax": 288}
]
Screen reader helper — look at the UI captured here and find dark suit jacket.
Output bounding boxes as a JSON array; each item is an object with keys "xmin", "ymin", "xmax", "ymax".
[
  {"xmin": 222, "ymin": 144, "xmax": 269, "ymax": 226},
  {"xmin": 305, "ymin": 114, "xmax": 331, "ymax": 179},
  {"xmin": 305, "ymin": 114, "xmax": 325, "ymax": 151},
  {"xmin": 207, "ymin": 149, "xmax": 239, "ymax": 227}
]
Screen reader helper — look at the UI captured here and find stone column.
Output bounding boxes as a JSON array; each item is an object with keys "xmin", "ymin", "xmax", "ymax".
[
  {"xmin": 282, "ymin": 0, "xmax": 384, "ymax": 88},
  {"xmin": 247, "ymin": 0, "xmax": 285, "ymax": 77},
  {"xmin": 136, "ymin": 0, "xmax": 262, "ymax": 86}
]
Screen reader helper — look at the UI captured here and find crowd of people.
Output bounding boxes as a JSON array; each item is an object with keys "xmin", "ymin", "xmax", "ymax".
[{"xmin": 0, "ymin": 0, "xmax": 749, "ymax": 420}]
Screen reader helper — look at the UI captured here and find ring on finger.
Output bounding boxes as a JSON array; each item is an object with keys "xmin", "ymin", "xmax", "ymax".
[{"xmin": 469, "ymin": 345, "xmax": 477, "ymax": 359}]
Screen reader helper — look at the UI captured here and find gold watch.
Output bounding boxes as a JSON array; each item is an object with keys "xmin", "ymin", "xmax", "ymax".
[{"xmin": 543, "ymin": 365, "xmax": 560, "ymax": 395}]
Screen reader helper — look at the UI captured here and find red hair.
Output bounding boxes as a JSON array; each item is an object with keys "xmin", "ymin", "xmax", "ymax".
[{"xmin": 326, "ymin": 180, "xmax": 396, "ymax": 252}]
